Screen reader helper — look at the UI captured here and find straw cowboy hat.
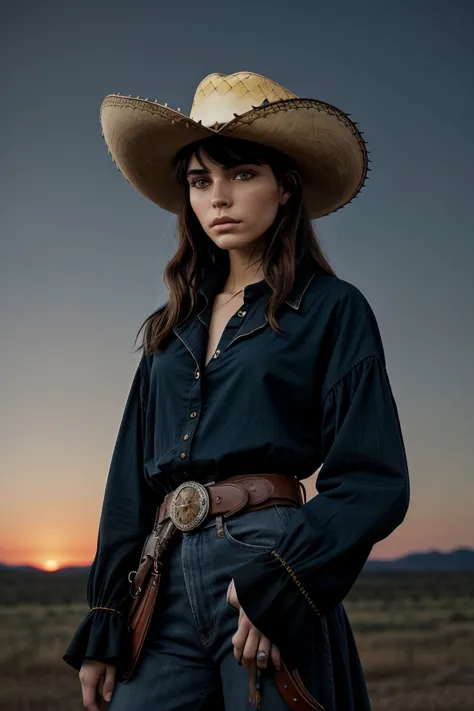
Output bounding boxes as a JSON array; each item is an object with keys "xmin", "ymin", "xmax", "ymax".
[{"xmin": 99, "ymin": 71, "xmax": 369, "ymax": 219}]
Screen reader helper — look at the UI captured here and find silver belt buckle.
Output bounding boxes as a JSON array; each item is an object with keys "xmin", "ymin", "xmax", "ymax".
[{"xmin": 169, "ymin": 481, "xmax": 210, "ymax": 531}]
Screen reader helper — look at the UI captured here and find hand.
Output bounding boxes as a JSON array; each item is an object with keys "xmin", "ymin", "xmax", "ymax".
[
  {"xmin": 79, "ymin": 659, "xmax": 116, "ymax": 710},
  {"xmin": 226, "ymin": 578, "xmax": 281, "ymax": 671}
]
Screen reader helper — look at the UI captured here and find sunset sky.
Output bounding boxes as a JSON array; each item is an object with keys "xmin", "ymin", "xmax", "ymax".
[{"xmin": 2, "ymin": 2, "xmax": 473, "ymax": 570}]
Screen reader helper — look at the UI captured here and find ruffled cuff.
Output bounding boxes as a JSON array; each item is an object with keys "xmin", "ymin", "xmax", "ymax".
[
  {"xmin": 63, "ymin": 607, "xmax": 131, "ymax": 672},
  {"xmin": 232, "ymin": 549, "xmax": 317, "ymax": 668},
  {"xmin": 232, "ymin": 552, "xmax": 302, "ymax": 664}
]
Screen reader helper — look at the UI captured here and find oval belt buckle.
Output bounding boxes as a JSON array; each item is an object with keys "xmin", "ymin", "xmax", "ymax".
[{"xmin": 169, "ymin": 481, "xmax": 210, "ymax": 531}]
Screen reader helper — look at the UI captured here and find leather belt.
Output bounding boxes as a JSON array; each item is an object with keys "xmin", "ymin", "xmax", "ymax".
[{"xmin": 156, "ymin": 473, "xmax": 306, "ymax": 533}]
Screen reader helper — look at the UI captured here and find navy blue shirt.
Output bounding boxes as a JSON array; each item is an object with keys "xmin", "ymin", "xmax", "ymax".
[{"xmin": 64, "ymin": 258, "xmax": 409, "ymax": 705}]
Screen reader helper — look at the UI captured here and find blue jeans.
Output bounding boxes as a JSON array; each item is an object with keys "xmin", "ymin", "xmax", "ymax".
[{"xmin": 108, "ymin": 504, "xmax": 304, "ymax": 710}]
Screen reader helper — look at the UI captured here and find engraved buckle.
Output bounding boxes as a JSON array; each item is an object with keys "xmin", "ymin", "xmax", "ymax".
[{"xmin": 169, "ymin": 481, "xmax": 210, "ymax": 532}]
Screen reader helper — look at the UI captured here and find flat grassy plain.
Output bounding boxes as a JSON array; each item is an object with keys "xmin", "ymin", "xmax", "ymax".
[{"xmin": 1, "ymin": 570, "xmax": 473, "ymax": 710}]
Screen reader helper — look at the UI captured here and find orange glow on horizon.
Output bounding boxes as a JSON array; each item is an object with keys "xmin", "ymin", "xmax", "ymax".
[
  {"xmin": 1, "ymin": 463, "xmax": 472, "ymax": 568},
  {"xmin": 43, "ymin": 560, "xmax": 59, "ymax": 572},
  {"xmin": 0, "ymin": 551, "xmax": 93, "ymax": 569}
]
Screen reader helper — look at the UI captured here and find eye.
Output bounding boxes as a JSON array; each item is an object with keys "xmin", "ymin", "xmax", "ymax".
[
  {"xmin": 191, "ymin": 178, "xmax": 209, "ymax": 189},
  {"xmin": 190, "ymin": 170, "xmax": 255, "ymax": 190},
  {"xmin": 235, "ymin": 170, "xmax": 255, "ymax": 181}
]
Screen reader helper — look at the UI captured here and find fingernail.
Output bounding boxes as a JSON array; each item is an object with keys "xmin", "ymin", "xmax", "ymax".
[{"xmin": 104, "ymin": 692, "xmax": 112, "ymax": 702}]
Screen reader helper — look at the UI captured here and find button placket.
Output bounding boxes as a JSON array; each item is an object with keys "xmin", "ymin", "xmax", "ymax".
[
  {"xmin": 204, "ymin": 301, "xmax": 262, "ymax": 375},
  {"xmin": 180, "ymin": 408, "xmax": 197, "ymax": 458},
  {"xmin": 204, "ymin": 304, "xmax": 249, "ymax": 373},
  {"xmin": 173, "ymin": 323, "xmax": 206, "ymax": 469}
]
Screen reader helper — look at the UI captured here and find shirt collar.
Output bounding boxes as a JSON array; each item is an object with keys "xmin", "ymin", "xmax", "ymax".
[
  {"xmin": 197, "ymin": 258, "xmax": 316, "ymax": 310},
  {"xmin": 283, "ymin": 259, "xmax": 316, "ymax": 310}
]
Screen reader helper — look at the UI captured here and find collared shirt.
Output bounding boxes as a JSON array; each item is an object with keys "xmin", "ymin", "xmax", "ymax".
[
  {"xmin": 63, "ymin": 257, "xmax": 410, "ymax": 705},
  {"xmin": 143, "ymin": 259, "xmax": 329, "ymax": 483}
]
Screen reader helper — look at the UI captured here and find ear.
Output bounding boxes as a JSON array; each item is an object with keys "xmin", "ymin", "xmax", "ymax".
[{"xmin": 279, "ymin": 171, "xmax": 297, "ymax": 206}]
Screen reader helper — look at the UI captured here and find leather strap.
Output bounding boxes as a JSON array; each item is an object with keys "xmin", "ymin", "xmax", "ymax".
[
  {"xmin": 274, "ymin": 659, "xmax": 325, "ymax": 711},
  {"xmin": 158, "ymin": 473, "xmax": 304, "ymax": 525}
]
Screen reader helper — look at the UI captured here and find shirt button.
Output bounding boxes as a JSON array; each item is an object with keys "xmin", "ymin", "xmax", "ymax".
[
  {"xmin": 237, "ymin": 310, "xmax": 247, "ymax": 317},
  {"xmin": 195, "ymin": 369, "xmax": 200, "ymax": 379},
  {"xmin": 190, "ymin": 411, "xmax": 197, "ymax": 418},
  {"xmin": 213, "ymin": 349, "xmax": 221, "ymax": 359},
  {"xmin": 180, "ymin": 452, "xmax": 186, "ymax": 459},
  {"xmin": 183, "ymin": 434, "xmax": 189, "ymax": 440}
]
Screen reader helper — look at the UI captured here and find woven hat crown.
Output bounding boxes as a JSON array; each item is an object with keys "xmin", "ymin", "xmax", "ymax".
[{"xmin": 190, "ymin": 72, "xmax": 297, "ymax": 129}]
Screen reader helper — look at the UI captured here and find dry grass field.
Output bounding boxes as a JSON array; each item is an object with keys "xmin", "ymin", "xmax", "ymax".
[{"xmin": 0, "ymin": 570, "xmax": 473, "ymax": 710}]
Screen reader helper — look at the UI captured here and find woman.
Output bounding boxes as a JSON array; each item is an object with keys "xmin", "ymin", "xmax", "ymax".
[{"xmin": 63, "ymin": 72, "xmax": 410, "ymax": 711}]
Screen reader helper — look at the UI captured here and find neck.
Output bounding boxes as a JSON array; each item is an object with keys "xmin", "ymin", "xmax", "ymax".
[{"xmin": 222, "ymin": 249, "xmax": 266, "ymax": 293}]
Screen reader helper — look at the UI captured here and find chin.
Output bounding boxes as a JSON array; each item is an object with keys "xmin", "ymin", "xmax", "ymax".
[
  {"xmin": 214, "ymin": 233, "xmax": 262, "ymax": 250},
  {"xmin": 213, "ymin": 235, "xmax": 248, "ymax": 250}
]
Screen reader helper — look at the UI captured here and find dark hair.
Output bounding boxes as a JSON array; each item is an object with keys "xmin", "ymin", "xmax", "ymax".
[{"xmin": 135, "ymin": 134, "xmax": 336, "ymax": 354}]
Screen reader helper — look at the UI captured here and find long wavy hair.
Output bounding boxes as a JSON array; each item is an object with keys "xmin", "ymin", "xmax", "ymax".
[{"xmin": 135, "ymin": 134, "xmax": 336, "ymax": 355}]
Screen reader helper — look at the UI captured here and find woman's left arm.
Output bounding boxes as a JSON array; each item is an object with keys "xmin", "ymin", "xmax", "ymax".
[{"xmin": 231, "ymin": 293, "xmax": 410, "ymax": 666}]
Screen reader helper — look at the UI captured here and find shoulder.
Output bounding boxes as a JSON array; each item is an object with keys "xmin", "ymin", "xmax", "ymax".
[
  {"xmin": 305, "ymin": 273, "xmax": 381, "ymax": 337},
  {"xmin": 138, "ymin": 351, "xmax": 154, "ymax": 384},
  {"xmin": 304, "ymin": 273, "xmax": 387, "ymax": 385},
  {"xmin": 305, "ymin": 273, "xmax": 374, "ymax": 318}
]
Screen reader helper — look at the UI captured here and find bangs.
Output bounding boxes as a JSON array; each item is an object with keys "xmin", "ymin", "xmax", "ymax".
[{"xmin": 172, "ymin": 135, "xmax": 296, "ymax": 187}]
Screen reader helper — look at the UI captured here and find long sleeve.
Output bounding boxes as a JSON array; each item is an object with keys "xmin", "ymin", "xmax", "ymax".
[
  {"xmin": 232, "ymin": 298, "xmax": 410, "ymax": 668},
  {"xmin": 63, "ymin": 355, "xmax": 160, "ymax": 672}
]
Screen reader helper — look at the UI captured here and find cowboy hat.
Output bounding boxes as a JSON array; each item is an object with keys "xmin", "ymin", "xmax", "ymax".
[{"xmin": 99, "ymin": 71, "xmax": 369, "ymax": 219}]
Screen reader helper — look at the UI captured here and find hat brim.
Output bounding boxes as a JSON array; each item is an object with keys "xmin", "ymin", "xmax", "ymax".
[{"xmin": 100, "ymin": 95, "xmax": 368, "ymax": 219}]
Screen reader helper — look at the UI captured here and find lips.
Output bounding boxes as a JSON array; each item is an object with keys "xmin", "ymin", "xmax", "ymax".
[
  {"xmin": 210, "ymin": 217, "xmax": 240, "ymax": 228},
  {"xmin": 212, "ymin": 221, "xmax": 240, "ymax": 229}
]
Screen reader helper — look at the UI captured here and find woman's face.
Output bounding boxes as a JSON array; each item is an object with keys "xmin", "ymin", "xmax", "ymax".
[{"xmin": 186, "ymin": 150, "xmax": 290, "ymax": 253}]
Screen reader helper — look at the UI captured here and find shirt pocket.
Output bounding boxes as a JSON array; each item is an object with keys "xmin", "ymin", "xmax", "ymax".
[{"xmin": 223, "ymin": 504, "xmax": 300, "ymax": 552}]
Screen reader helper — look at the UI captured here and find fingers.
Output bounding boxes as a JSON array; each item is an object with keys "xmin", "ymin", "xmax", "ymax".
[
  {"xmin": 97, "ymin": 674, "xmax": 104, "ymax": 699},
  {"xmin": 240, "ymin": 625, "xmax": 261, "ymax": 669},
  {"xmin": 79, "ymin": 670, "xmax": 102, "ymax": 711},
  {"xmin": 79, "ymin": 660, "xmax": 113, "ymax": 711},
  {"xmin": 255, "ymin": 635, "xmax": 272, "ymax": 669},
  {"xmin": 231, "ymin": 611, "xmax": 250, "ymax": 664},
  {"xmin": 270, "ymin": 643, "xmax": 281, "ymax": 670},
  {"xmin": 102, "ymin": 665, "xmax": 116, "ymax": 703},
  {"xmin": 231, "ymin": 608, "xmax": 282, "ymax": 672}
]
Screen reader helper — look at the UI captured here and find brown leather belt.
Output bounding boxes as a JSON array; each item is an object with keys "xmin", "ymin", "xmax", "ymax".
[{"xmin": 156, "ymin": 473, "xmax": 306, "ymax": 533}]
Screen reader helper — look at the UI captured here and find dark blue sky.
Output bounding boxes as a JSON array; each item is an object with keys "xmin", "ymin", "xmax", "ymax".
[{"xmin": 2, "ymin": 1, "xmax": 473, "ymax": 565}]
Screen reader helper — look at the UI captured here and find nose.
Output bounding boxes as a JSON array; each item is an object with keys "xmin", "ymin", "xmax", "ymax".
[
  {"xmin": 211, "ymin": 196, "xmax": 231, "ymax": 208},
  {"xmin": 211, "ymin": 183, "xmax": 232, "ymax": 208}
]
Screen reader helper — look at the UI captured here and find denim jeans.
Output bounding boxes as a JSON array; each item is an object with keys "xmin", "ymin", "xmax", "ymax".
[{"xmin": 108, "ymin": 504, "xmax": 303, "ymax": 710}]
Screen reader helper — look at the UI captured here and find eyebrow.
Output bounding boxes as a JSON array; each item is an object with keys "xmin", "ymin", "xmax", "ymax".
[
  {"xmin": 186, "ymin": 168, "xmax": 211, "ymax": 178},
  {"xmin": 186, "ymin": 164, "xmax": 253, "ymax": 179}
]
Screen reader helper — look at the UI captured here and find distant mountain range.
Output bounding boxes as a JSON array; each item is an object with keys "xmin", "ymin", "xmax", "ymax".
[
  {"xmin": 0, "ymin": 563, "xmax": 91, "ymax": 574},
  {"xmin": 364, "ymin": 547, "xmax": 474, "ymax": 571},
  {"xmin": 1, "ymin": 547, "xmax": 474, "ymax": 573}
]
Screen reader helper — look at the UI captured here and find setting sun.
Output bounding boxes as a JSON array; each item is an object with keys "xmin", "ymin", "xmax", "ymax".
[{"xmin": 44, "ymin": 560, "xmax": 59, "ymax": 572}]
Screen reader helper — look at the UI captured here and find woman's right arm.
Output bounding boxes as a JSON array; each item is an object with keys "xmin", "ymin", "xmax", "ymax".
[{"xmin": 63, "ymin": 354, "xmax": 160, "ymax": 701}]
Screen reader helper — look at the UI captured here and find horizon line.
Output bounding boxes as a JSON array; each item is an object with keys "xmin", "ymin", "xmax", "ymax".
[{"xmin": 1, "ymin": 545, "xmax": 473, "ymax": 572}]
